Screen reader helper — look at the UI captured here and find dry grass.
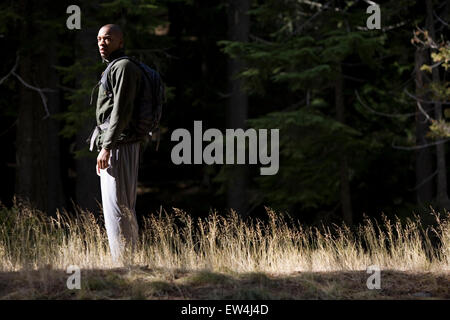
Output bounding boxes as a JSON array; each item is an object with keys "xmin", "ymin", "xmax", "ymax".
[
  {"xmin": 0, "ymin": 200, "xmax": 449, "ymax": 273},
  {"xmin": 0, "ymin": 199, "xmax": 449, "ymax": 299}
]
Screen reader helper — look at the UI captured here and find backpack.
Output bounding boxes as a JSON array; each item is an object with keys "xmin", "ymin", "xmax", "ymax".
[{"xmin": 94, "ymin": 55, "xmax": 165, "ymax": 150}]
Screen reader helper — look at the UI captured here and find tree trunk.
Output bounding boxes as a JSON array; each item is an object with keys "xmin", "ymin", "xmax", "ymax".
[
  {"xmin": 414, "ymin": 47, "xmax": 433, "ymax": 204},
  {"xmin": 15, "ymin": 1, "xmax": 48, "ymax": 212},
  {"xmin": 15, "ymin": 55, "xmax": 48, "ymax": 211},
  {"xmin": 226, "ymin": 0, "xmax": 250, "ymax": 216},
  {"xmin": 426, "ymin": 0, "xmax": 450, "ymax": 210},
  {"xmin": 74, "ymin": 26, "xmax": 101, "ymax": 214},
  {"xmin": 335, "ymin": 64, "xmax": 353, "ymax": 225},
  {"xmin": 14, "ymin": 1, "xmax": 65, "ymax": 215},
  {"xmin": 41, "ymin": 44, "xmax": 65, "ymax": 215}
]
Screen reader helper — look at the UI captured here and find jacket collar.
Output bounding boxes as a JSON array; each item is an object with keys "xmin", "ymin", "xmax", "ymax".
[{"xmin": 103, "ymin": 48, "xmax": 126, "ymax": 64}]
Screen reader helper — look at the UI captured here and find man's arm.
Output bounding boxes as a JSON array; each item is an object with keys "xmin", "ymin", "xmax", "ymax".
[
  {"xmin": 97, "ymin": 60, "xmax": 140, "ymax": 171},
  {"xmin": 97, "ymin": 148, "xmax": 110, "ymax": 172},
  {"xmin": 102, "ymin": 61, "xmax": 140, "ymax": 150}
]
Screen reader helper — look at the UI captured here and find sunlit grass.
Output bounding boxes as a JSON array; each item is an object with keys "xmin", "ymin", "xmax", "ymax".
[{"xmin": 0, "ymin": 199, "xmax": 448, "ymax": 274}]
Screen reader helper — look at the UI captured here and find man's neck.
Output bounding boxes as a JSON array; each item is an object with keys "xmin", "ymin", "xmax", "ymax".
[{"xmin": 103, "ymin": 48, "xmax": 125, "ymax": 64}]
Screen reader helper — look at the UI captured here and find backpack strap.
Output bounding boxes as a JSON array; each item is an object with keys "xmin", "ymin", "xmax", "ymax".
[
  {"xmin": 88, "ymin": 116, "xmax": 110, "ymax": 151},
  {"xmin": 100, "ymin": 56, "xmax": 130, "ymax": 98},
  {"xmin": 89, "ymin": 56, "xmax": 130, "ymax": 106},
  {"xmin": 89, "ymin": 81, "xmax": 101, "ymax": 106}
]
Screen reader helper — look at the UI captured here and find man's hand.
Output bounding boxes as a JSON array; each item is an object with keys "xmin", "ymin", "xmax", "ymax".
[{"xmin": 97, "ymin": 148, "xmax": 111, "ymax": 174}]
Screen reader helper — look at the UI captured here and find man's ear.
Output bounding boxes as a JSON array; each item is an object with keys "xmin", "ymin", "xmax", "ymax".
[{"xmin": 120, "ymin": 39, "xmax": 124, "ymax": 48}]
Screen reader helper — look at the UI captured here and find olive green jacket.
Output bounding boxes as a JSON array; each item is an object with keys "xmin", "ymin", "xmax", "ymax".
[{"xmin": 95, "ymin": 49, "xmax": 142, "ymax": 151}]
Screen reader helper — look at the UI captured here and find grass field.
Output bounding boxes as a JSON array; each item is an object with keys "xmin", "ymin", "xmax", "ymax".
[{"xmin": 0, "ymin": 200, "xmax": 448, "ymax": 299}]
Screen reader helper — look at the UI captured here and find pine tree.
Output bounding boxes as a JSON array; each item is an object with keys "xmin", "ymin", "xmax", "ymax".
[{"xmin": 218, "ymin": 0, "xmax": 418, "ymax": 223}]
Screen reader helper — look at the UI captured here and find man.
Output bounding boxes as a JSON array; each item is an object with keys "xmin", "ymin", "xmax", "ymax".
[{"xmin": 93, "ymin": 24, "xmax": 143, "ymax": 262}]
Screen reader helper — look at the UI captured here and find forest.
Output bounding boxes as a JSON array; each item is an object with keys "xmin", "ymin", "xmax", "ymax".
[
  {"xmin": 0, "ymin": 0, "xmax": 449, "ymax": 225},
  {"xmin": 0, "ymin": 0, "xmax": 449, "ymax": 301}
]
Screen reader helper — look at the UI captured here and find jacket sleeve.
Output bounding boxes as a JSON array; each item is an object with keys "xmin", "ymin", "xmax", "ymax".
[{"xmin": 101, "ymin": 61, "xmax": 140, "ymax": 150}]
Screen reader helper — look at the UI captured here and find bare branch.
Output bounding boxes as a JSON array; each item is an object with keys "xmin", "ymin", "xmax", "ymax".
[
  {"xmin": 412, "ymin": 27, "xmax": 439, "ymax": 49},
  {"xmin": 404, "ymin": 88, "xmax": 450, "ymax": 105},
  {"xmin": 297, "ymin": 0, "xmax": 323, "ymax": 10},
  {"xmin": 355, "ymin": 90, "xmax": 417, "ymax": 118},
  {"xmin": 428, "ymin": 60, "xmax": 444, "ymax": 69},
  {"xmin": 433, "ymin": 10, "xmax": 449, "ymax": 27},
  {"xmin": 12, "ymin": 70, "xmax": 50, "ymax": 119},
  {"xmin": 0, "ymin": 55, "xmax": 53, "ymax": 119},
  {"xmin": 362, "ymin": 0, "xmax": 378, "ymax": 6},
  {"xmin": 356, "ymin": 21, "xmax": 407, "ymax": 32},
  {"xmin": 0, "ymin": 56, "xmax": 19, "ymax": 85},
  {"xmin": 392, "ymin": 138, "xmax": 450, "ymax": 150},
  {"xmin": 416, "ymin": 100, "xmax": 433, "ymax": 123},
  {"xmin": 0, "ymin": 120, "xmax": 17, "ymax": 137},
  {"xmin": 407, "ymin": 169, "xmax": 438, "ymax": 191}
]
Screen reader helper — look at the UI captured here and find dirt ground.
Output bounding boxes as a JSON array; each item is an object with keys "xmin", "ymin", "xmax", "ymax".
[{"xmin": 0, "ymin": 266, "xmax": 448, "ymax": 300}]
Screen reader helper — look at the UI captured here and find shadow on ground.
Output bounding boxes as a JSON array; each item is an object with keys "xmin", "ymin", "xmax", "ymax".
[{"xmin": 0, "ymin": 266, "xmax": 448, "ymax": 300}]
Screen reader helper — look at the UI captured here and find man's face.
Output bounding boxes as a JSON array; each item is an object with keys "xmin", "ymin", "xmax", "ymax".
[{"xmin": 97, "ymin": 27, "xmax": 123, "ymax": 59}]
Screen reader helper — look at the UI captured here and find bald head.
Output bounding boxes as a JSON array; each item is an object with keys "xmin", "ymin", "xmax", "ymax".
[
  {"xmin": 97, "ymin": 24, "xmax": 124, "ymax": 60},
  {"xmin": 100, "ymin": 24, "xmax": 123, "ymax": 40}
]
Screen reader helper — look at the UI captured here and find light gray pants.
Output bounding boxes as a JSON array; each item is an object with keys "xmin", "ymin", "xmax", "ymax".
[{"xmin": 99, "ymin": 142, "xmax": 140, "ymax": 262}]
